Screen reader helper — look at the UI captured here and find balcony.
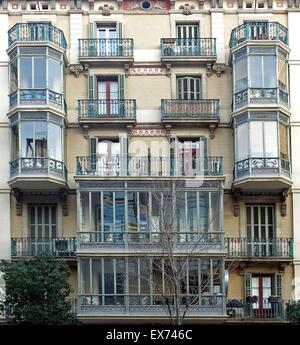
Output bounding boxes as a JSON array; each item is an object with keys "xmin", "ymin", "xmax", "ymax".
[
  {"xmin": 9, "ymin": 89, "xmax": 66, "ymax": 113},
  {"xmin": 8, "ymin": 23, "xmax": 67, "ymax": 50},
  {"xmin": 161, "ymin": 38, "xmax": 216, "ymax": 64},
  {"xmin": 76, "ymin": 156, "xmax": 223, "ymax": 177},
  {"xmin": 226, "ymin": 298, "xmax": 289, "ymax": 320},
  {"xmin": 9, "ymin": 157, "xmax": 68, "ymax": 190},
  {"xmin": 78, "ymin": 99, "xmax": 136, "ymax": 125},
  {"xmin": 161, "ymin": 99, "xmax": 220, "ymax": 126},
  {"xmin": 77, "ymin": 294, "xmax": 225, "ymax": 318},
  {"xmin": 234, "ymin": 88, "xmax": 289, "ymax": 110},
  {"xmin": 78, "ymin": 39, "xmax": 134, "ymax": 65},
  {"xmin": 233, "ymin": 157, "xmax": 292, "ymax": 191},
  {"xmin": 78, "ymin": 231, "xmax": 223, "ymax": 254},
  {"xmin": 226, "ymin": 238, "xmax": 293, "ymax": 260},
  {"xmin": 229, "ymin": 22, "xmax": 288, "ymax": 49},
  {"xmin": 11, "ymin": 237, "xmax": 77, "ymax": 258}
]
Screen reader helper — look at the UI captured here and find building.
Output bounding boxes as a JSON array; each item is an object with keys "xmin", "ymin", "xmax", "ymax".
[{"xmin": 0, "ymin": 0, "xmax": 297, "ymax": 323}]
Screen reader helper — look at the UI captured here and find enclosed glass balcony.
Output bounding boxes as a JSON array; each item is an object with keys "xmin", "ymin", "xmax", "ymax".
[
  {"xmin": 161, "ymin": 38, "xmax": 216, "ymax": 62},
  {"xmin": 8, "ymin": 23, "xmax": 67, "ymax": 49},
  {"xmin": 78, "ymin": 99, "xmax": 136, "ymax": 121},
  {"xmin": 229, "ymin": 22, "xmax": 288, "ymax": 49}
]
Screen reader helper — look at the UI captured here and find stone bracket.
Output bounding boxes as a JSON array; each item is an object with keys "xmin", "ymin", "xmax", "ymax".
[
  {"xmin": 82, "ymin": 124, "xmax": 89, "ymax": 139},
  {"xmin": 59, "ymin": 189, "xmax": 69, "ymax": 217},
  {"xmin": 232, "ymin": 189, "xmax": 241, "ymax": 217},
  {"xmin": 69, "ymin": 64, "xmax": 84, "ymax": 78},
  {"xmin": 207, "ymin": 63, "xmax": 226, "ymax": 78},
  {"xmin": 13, "ymin": 188, "xmax": 23, "ymax": 217},
  {"xmin": 280, "ymin": 189, "xmax": 289, "ymax": 217}
]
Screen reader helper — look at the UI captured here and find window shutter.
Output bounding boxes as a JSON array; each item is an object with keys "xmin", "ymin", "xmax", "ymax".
[
  {"xmin": 117, "ymin": 22, "xmax": 123, "ymax": 38},
  {"xmin": 88, "ymin": 75, "xmax": 97, "ymax": 99},
  {"xmin": 244, "ymin": 273, "xmax": 252, "ymax": 298},
  {"xmin": 118, "ymin": 75, "xmax": 124, "ymax": 99},
  {"xmin": 199, "ymin": 137, "xmax": 208, "ymax": 174},
  {"xmin": 89, "ymin": 137, "xmax": 97, "ymax": 172},
  {"xmin": 88, "ymin": 22, "xmax": 96, "ymax": 38},
  {"xmin": 272, "ymin": 273, "xmax": 282, "ymax": 297},
  {"xmin": 170, "ymin": 137, "xmax": 180, "ymax": 176},
  {"xmin": 120, "ymin": 136, "xmax": 128, "ymax": 176}
]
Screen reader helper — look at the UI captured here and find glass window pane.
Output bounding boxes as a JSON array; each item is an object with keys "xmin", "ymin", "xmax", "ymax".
[
  {"xmin": 48, "ymin": 58, "xmax": 61, "ymax": 92},
  {"xmin": 104, "ymin": 259, "xmax": 114, "ymax": 294},
  {"xmin": 279, "ymin": 123, "xmax": 288, "ymax": 158},
  {"xmin": 278, "ymin": 58, "xmax": 287, "ymax": 91},
  {"xmin": 236, "ymin": 122, "xmax": 249, "ymax": 160},
  {"xmin": 115, "ymin": 192, "xmax": 125, "ymax": 233},
  {"xmin": 235, "ymin": 58, "xmax": 247, "ymax": 92},
  {"xmin": 128, "ymin": 192, "xmax": 138, "ymax": 233},
  {"xmin": 92, "ymin": 259, "xmax": 102, "ymax": 295},
  {"xmin": 263, "ymin": 56, "xmax": 276, "ymax": 88},
  {"xmin": 34, "ymin": 57, "xmax": 46, "ymax": 88},
  {"xmin": 11, "ymin": 124, "xmax": 19, "ymax": 160},
  {"xmin": 21, "ymin": 121, "xmax": 34, "ymax": 157},
  {"xmin": 10, "ymin": 59, "xmax": 18, "ymax": 92},
  {"xmin": 35, "ymin": 121, "xmax": 47, "ymax": 157},
  {"xmin": 264, "ymin": 121, "xmax": 278, "ymax": 157},
  {"xmin": 249, "ymin": 56, "xmax": 263, "ymax": 88},
  {"xmin": 199, "ymin": 192, "xmax": 209, "ymax": 231},
  {"xmin": 187, "ymin": 192, "xmax": 197, "ymax": 233},
  {"xmin": 250, "ymin": 121, "xmax": 263, "ymax": 156},
  {"xmin": 104, "ymin": 192, "xmax": 114, "ymax": 235},
  {"xmin": 128, "ymin": 258, "xmax": 138, "ymax": 294},
  {"xmin": 139, "ymin": 192, "xmax": 149, "ymax": 232},
  {"xmin": 81, "ymin": 259, "xmax": 91, "ymax": 294},
  {"xmin": 20, "ymin": 57, "xmax": 32, "ymax": 88},
  {"xmin": 48, "ymin": 123, "xmax": 62, "ymax": 161}
]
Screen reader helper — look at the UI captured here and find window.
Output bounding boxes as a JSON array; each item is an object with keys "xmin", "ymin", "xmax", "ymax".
[
  {"xmin": 250, "ymin": 121, "xmax": 278, "ymax": 157},
  {"xmin": 249, "ymin": 55, "xmax": 276, "ymax": 88},
  {"xmin": 176, "ymin": 24, "xmax": 199, "ymax": 39},
  {"xmin": 234, "ymin": 57, "xmax": 247, "ymax": 92},
  {"xmin": 177, "ymin": 77, "xmax": 201, "ymax": 100},
  {"xmin": 246, "ymin": 205, "xmax": 275, "ymax": 256},
  {"xmin": 98, "ymin": 77, "xmax": 119, "ymax": 115},
  {"xmin": 279, "ymin": 123, "xmax": 288, "ymax": 159},
  {"xmin": 236, "ymin": 121, "xmax": 249, "ymax": 160}
]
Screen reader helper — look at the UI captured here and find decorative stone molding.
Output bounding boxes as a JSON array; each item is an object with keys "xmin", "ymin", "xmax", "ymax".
[
  {"xmin": 83, "ymin": 64, "xmax": 89, "ymax": 77},
  {"xmin": 99, "ymin": 4, "xmax": 114, "ymax": 16},
  {"xmin": 280, "ymin": 190, "xmax": 288, "ymax": 217},
  {"xmin": 21, "ymin": 0, "xmax": 26, "ymax": 10},
  {"xmin": 50, "ymin": 0, "xmax": 56, "ymax": 10},
  {"xmin": 206, "ymin": 63, "xmax": 213, "ymax": 77},
  {"xmin": 179, "ymin": 3, "xmax": 195, "ymax": 15},
  {"xmin": 232, "ymin": 189, "xmax": 241, "ymax": 217},
  {"xmin": 131, "ymin": 128, "xmax": 167, "ymax": 136},
  {"xmin": 69, "ymin": 64, "xmax": 84, "ymax": 78},
  {"xmin": 82, "ymin": 125, "xmax": 89, "ymax": 139},
  {"xmin": 267, "ymin": 0, "xmax": 273, "ymax": 8},
  {"xmin": 59, "ymin": 189, "xmax": 68, "ymax": 217},
  {"xmin": 127, "ymin": 125, "xmax": 134, "ymax": 138},
  {"xmin": 218, "ymin": 0, "xmax": 223, "ymax": 8},
  {"xmin": 198, "ymin": 0, "xmax": 204, "ymax": 9},
  {"xmin": 89, "ymin": 0, "xmax": 95, "ymax": 10},
  {"xmin": 209, "ymin": 125, "xmax": 216, "ymax": 139},
  {"xmin": 213, "ymin": 63, "xmax": 226, "ymax": 77},
  {"xmin": 13, "ymin": 189, "xmax": 23, "ymax": 217},
  {"xmin": 165, "ymin": 63, "xmax": 171, "ymax": 77},
  {"xmin": 237, "ymin": 0, "xmax": 243, "ymax": 8},
  {"xmin": 129, "ymin": 65, "xmax": 168, "ymax": 76},
  {"xmin": 2, "ymin": 0, "xmax": 8, "ymax": 10}
]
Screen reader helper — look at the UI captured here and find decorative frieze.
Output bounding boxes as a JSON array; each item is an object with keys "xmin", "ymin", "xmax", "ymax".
[
  {"xmin": 99, "ymin": 4, "xmax": 114, "ymax": 15},
  {"xmin": 131, "ymin": 128, "xmax": 167, "ymax": 136},
  {"xmin": 179, "ymin": 3, "xmax": 195, "ymax": 15},
  {"xmin": 69, "ymin": 64, "xmax": 84, "ymax": 78},
  {"xmin": 207, "ymin": 63, "xmax": 226, "ymax": 77},
  {"xmin": 123, "ymin": 0, "xmax": 170, "ymax": 10},
  {"xmin": 129, "ymin": 65, "xmax": 168, "ymax": 76}
]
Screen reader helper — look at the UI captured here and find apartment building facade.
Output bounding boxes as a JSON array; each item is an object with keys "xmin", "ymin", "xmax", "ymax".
[{"xmin": 0, "ymin": 0, "xmax": 298, "ymax": 323}]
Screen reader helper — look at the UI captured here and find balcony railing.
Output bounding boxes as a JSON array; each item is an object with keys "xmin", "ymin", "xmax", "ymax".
[
  {"xmin": 76, "ymin": 155, "xmax": 223, "ymax": 177},
  {"xmin": 226, "ymin": 298, "xmax": 289, "ymax": 319},
  {"xmin": 11, "ymin": 237, "xmax": 77, "ymax": 257},
  {"xmin": 79, "ymin": 39, "xmax": 134, "ymax": 57},
  {"xmin": 226, "ymin": 238, "xmax": 293, "ymax": 257},
  {"xmin": 235, "ymin": 157, "xmax": 291, "ymax": 179},
  {"xmin": 161, "ymin": 38, "xmax": 216, "ymax": 57},
  {"xmin": 9, "ymin": 89, "xmax": 65, "ymax": 111},
  {"xmin": 8, "ymin": 23, "xmax": 67, "ymax": 49},
  {"xmin": 10, "ymin": 157, "xmax": 67, "ymax": 181},
  {"xmin": 234, "ymin": 88, "xmax": 289, "ymax": 108},
  {"xmin": 229, "ymin": 22, "xmax": 288, "ymax": 48},
  {"xmin": 79, "ymin": 231, "xmax": 222, "ymax": 245},
  {"xmin": 161, "ymin": 99, "xmax": 219, "ymax": 118},
  {"xmin": 78, "ymin": 99, "xmax": 136, "ymax": 119}
]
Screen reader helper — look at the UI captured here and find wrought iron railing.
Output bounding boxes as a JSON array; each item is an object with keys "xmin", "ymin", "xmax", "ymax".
[
  {"xmin": 229, "ymin": 22, "xmax": 288, "ymax": 48},
  {"xmin": 226, "ymin": 298, "xmax": 289, "ymax": 319},
  {"xmin": 161, "ymin": 99, "xmax": 220, "ymax": 118},
  {"xmin": 8, "ymin": 23, "xmax": 67, "ymax": 49},
  {"xmin": 234, "ymin": 88, "xmax": 289, "ymax": 108},
  {"xmin": 76, "ymin": 155, "xmax": 223, "ymax": 176},
  {"xmin": 10, "ymin": 157, "xmax": 67, "ymax": 180},
  {"xmin": 79, "ymin": 38, "xmax": 134, "ymax": 57},
  {"xmin": 226, "ymin": 238, "xmax": 293, "ymax": 257},
  {"xmin": 79, "ymin": 231, "xmax": 223, "ymax": 245},
  {"xmin": 11, "ymin": 237, "xmax": 77, "ymax": 257},
  {"xmin": 9, "ymin": 89, "xmax": 65, "ymax": 111},
  {"xmin": 78, "ymin": 99, "xmax": 136, "ymax": 118},
  {"xmin": 78, "ymin": 294, "xmax": 224, "ymax": 308},
  {"xmin": 234, "ymin": 157, "xmax": 291, "ymax": 179},
  {"xmin": 161, "ymin": 38, "xmax": 216, "ymax": 57}
]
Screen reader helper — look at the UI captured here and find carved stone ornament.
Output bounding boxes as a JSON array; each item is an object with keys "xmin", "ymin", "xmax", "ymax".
[
  {"xmin": 69, "ymin": 64, "xmax": 84, "ymax": 78},
  {"xmin": 179, "ymin": 3, "xmax": 195, "ymax": 15},
  {"xmin": 13, "ymin": 189, "xmax": 23, "ymax": 217},
  {"xmin": 99, "ymin": 4, "xmax": 114, "ymax": 16},
  {"xmin": 232, "ymin": 189, "xmax": 241, "ymax": 217},
  {"xmin": 59, "ymin": 189, "xmax": 69, "ymax": 217},
  {"xmin": 213, "ymin": 63, "xmax": 226, "ymax": 77}
]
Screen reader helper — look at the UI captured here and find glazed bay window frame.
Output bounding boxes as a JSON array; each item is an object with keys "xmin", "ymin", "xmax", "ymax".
[
  {"xmin": 232, "ymin": 46, "xmax": 289, "ymax": 109},
  {"xmin": 9, "ymin": 112, "xmax": 65, "ymax": 179},
  {"xmin": 234, "ymin": 112, "xmax": 290, "ymax": 179},
  {"xmin": 78, "ymin": 187, "xmax": 222, "ymax": 245},
  {"xmin": 8, "ymin": 46, "xmax": 65, "ymax": 110},
  {"xmin": 78, "ymin": 257, "xmax": 224, "ymax": 308}
]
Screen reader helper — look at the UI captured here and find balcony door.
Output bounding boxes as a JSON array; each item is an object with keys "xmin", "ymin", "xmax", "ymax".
[
  {"xmin": 98, "ymin": 78, "xmax": 119, "ymax": 115},
  {"xmin": 97, "ymin": 24, "xmax": 117, "ymax": 55},
  {"xmin": 251, "ymin": 276, "xmax": 272, "ymax": 316},
  {"xmin": 177, "ymin": 77, "xmax": 201, "ymax": 100},
  {"xmin": 246, "ymin": 205, "xmax": 275, "ymax": 256},
  {"xmin": 29, "ymin": 205, "xmax": 57, "ymax": 255},
  {"xmin": 97, "ymin": 140, "xmax": 120, "ymax": 176},
  {"xmin": 176, "ymin": 24, "xmax": 199, "ymax": 53}
]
